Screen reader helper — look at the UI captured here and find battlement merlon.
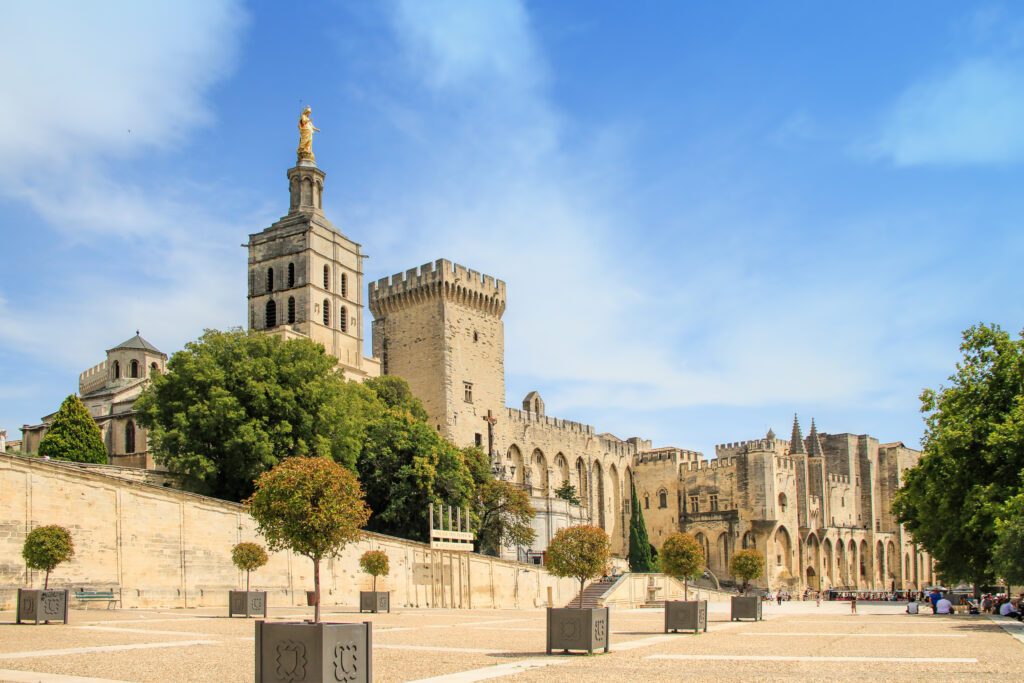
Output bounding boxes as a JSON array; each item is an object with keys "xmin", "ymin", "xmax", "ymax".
[{"xmin": 369, "ymin": 258, "xmax": 507, "ymax": 318}]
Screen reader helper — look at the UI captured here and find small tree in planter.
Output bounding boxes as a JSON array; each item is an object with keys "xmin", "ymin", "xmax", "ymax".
[
  {"xmin": 729, "ymin": 549, "xmax": 765, "ymax": 594},
  {"xmin": 660, "ymin": 532, "xmax": 707, "ymax": 633},
  {"xmin": 247, "ymin": 457, "xmax": 373, "ymax": 682},
  {"xmin": 544, "ymin": 525, "xmax": 611, "ymax": 654},
  {"xmin": 729, "ymin": 548, "xmax": 765, "ymax": 622},
  {"xmin": 229, "ymin": 542, "xmax": 268, "ymax": 618},
  {"xmin": 358, "ymin": 550, "xmax": 390, "ymax": 613},
  {"xmin": 18, "ymin": 525, "xmax": 74, "ymax": 624}
]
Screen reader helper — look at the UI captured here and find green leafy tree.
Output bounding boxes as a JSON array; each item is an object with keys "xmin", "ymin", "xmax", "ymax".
[
  {"xmin": 475, "ymin": 479, "xmax": 536, "ymax": 555},
  {"xmin": 38, "ymin": 395, "xmax": 106, "ymax": 464},
  {"xmin": 729, "ymin": 549, "xmax": 765, "ymax": 594},
  {"xmin": 247, "ymin": 457, "xmax": 370, "ymax": 623},
  {"xmin": 893, "ymin": 324, "xmax": 1024, "ymax": 592},
  {"xmin": 661, "ymin": 532, "xmax": 704, "ymax": 600},
  {"xmin": 22, "ymin": 525, "xmax": 75, "ymax": 588},
  {"xmin": 359, "ymin": 550, "xmax": 390, "ymax": 591},
  {"xmin": 546, "ymin": 525, "xmax": 611, "ymax": 607},
  {"xmin": 364, "ymin": 376, "xmax": 428, "ymax": 421},
  {"xmin": 554, "ymin": 482, "xmax": 581, "ymax": 506},
  {"xmin": 628, "ymin": 481, "xmax": 656, "ymax": 572},
  {"xmin": 136, "ymin": 329, "xmax": 380, "ymax": 500},
  {"xmin": 994, "ymin": 493, "xmax": 1024, "ymax": 585},
  {"xmin": 231, "ymin": 542, "xmax": 268, "ymax": 591},
  {"xmin": 356, "ymin": 408, "xmax": 476, "ymax": 543}
]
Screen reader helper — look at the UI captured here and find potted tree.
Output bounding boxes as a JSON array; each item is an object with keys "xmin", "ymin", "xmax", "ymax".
[
  {"xmin": 729, "ymin": 548, "xmax": 765, "ymax": 621},
  {"xmin": 544, "ymin": 525, "xmax": 611, "ymax": 655},
  {"xmin": 18, "ymin": 525, "xmax": 74, "ymax": 625},
  {"xmin": 229, "ymin": 542, "xmax": 269, "ymax": 618},
  {"xmin": 359, "ymin": 550, "xmax": 390, "ymax": 613},
  {"xmin": 660, "ymin": 532, "xmax": 707, "ymax": 634},
  {"xmin": 247, "ymin": 457, "xmax": 372, "ymax": 683}
]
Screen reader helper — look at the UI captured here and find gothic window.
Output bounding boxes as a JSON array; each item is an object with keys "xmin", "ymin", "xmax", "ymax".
[
  {"xmin": 322, "ymin": 298, "xmax": 330, "ymax": 326},
  {"xmin": 266, "ymin": 267, "xmax": 274, "ymax": 292},
  {"xmin": 474, "ymin": 433, "xmax": 482, "ymax": 448},
  {"xmin": 129, "ymin": 360, "xmax": 139, "ymax": 378},
  {"xmin": 323, "ymin": 265, "xmax": 330, "ymax": 290},
  {"xmin": 742, "ymin": 531, "xmax": 756, "ymax": 549},
  {"xmin": 150, "ymin": 362, "xmax": 159, "ymax": 375},
  {"xmin": 644, "ymin": 495, "xmax": 650, "ymax": 510},
  {"xmin": 658, "ymin": 489, "xmax": 668, "ymax": 509},
  {"xmin": 464, "ymin": 381, "xmax": 473, "ymax": 403},
  {"xmin": 125, "ymin": 420, "xmax": 136, "ymax": 454},
  {"xmin": 112, "ymin": 360, "xmax": 120, "ymax": 379},
  {"xmin": 287, "ymin": 297, "xmax": 296, "ymax": 324},
  {"xmin": 265, "ymin": 300, "xmax": 277, "ymax": 328},
  {"xmin": 287, "ymin": 262, "xmax": 295, "ymax": 288},
  {"xmin": 339, "ymin": 306, "xmax": 348, "ymax": 332},
  {"xmin": 689, "ymin": 495, "xmax": 699, "ymax": 513},
  {"xmin": 340, "ymin": 273, "xmax": 347, "ymax": 298},
  {"xmin": 710, "ymin": 494, "xmax": 719, "ymax": 511},
  {"xmin": 778, "ymin": 493, "xmax": 788, "ymax": 513}
]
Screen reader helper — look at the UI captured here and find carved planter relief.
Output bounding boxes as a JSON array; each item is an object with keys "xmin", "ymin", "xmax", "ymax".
[
  {"xmin": 16, "ymin": 589, "xmax": 69, "ymax": 625},
  {"xmin": 546, "ymin": 607, "xmax": 610, "ymax": 654},
  {"xmin": 229, "ymin": 590, "xmax": 267, "ymax": 618},
  {"xmin": 359, "ymin": 591, "xmax": 389, "ymax": 614},
  {"xmin": 664, "ymin": 599, "xmax": 707, "ymax": 633},
  {"xmin": 255, "ymin": 621, "xmax": 372, "ymax": 683}
]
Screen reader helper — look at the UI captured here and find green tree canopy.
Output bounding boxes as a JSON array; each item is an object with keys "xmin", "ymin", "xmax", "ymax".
[
  {"xmin": 363, "ymin": 376, "xmax": 428, "ymax": 421},
  {"xmin": 356, "ymin": 405, "xmax": 477, "ymax": 543},
  {"xmin": 38, "ymin": 395, "xmax": 106, "ymax": 464},
  {"xmin": 661, "ymin": 532, "xmax": 705, "ymax": 600},
  {"xmin": 247, "ymin": 457, "xmax": 370, "ymax": 622},
  {"xmin": 231, "ymin": 542, "xmax": 268, "ymax": 591},
  {"xmin": 554, "ymin": 482, "xmax": 581, "ymax": 506},
  {"xmin": 628, "ymin": 481, "xmax": 656, "ymax": 572},
  {"xmin": 136, "ymin": 329, "xmax": 380, "ymax": 500},
  {"xmin": 475, "ymin": 479, "xmax": 535, "ymax": 555},
  {"xmin": 546, "ymin": 525, "xmax": 611, "ymax": 607},
  {"xmin": 22, "ymin": 525, "xmax": 75, "ymax": 589},
  {"xmin": 729, "ymin": 549, "xmax": 764, "ymax": 594},
  {"xmin": 893, "ymin": 324, "xmax": 1024, "ymax": 589},
  {"xmin": 359, "ymin": 550, "xmax": 390, "ymax": 591}
]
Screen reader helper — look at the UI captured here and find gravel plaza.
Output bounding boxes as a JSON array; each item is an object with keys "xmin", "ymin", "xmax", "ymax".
[{"xmin": 1, "ymin": 601, "xmax": 1022, "ymax": 682}]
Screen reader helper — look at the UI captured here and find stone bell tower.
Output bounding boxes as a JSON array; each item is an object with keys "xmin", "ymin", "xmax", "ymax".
[{"xmin": 245, "ymin": 110, "xmax": 380, "ymax": 380}]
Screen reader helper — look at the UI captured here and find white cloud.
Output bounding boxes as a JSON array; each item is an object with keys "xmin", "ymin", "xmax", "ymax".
[
  {"xmin": 867, "ymin": 58, "xmax": 1024, "ymax": 166},
  {"xmin": 0, "ymin": 1, "xmax": 248, "ymax": 368}
]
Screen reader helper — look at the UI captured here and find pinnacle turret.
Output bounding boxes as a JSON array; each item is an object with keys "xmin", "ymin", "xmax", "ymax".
[
  {"xmin": 789, "ymin": 414, "xmax": 805, "ymax": 454},
  {"xmin": 807, "ymin": 418, "xmax": 824, "ymax": 457}
]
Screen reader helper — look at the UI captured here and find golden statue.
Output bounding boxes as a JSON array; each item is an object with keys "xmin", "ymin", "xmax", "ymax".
[{"xmin": 297, "ymin": 106, "xmax": 320, "ymax": 162}]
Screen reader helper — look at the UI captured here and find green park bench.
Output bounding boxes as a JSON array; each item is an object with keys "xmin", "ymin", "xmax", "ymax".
[{"xmin": 74, "ymin": 589, "xmax": 121, "ymax": 609}]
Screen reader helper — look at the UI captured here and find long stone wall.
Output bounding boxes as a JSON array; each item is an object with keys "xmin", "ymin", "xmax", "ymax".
[{"xmin": 0, "ymin": 453, "xmax": 576, "ymax": 611}]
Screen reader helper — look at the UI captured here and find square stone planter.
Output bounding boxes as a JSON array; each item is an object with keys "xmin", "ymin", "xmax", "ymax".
[
  {"xmin": 664, "ymin": 599, "xmax": 707, "ymax": 634},
  {"xmin": 255, "ymin": 620, "xmax": 372, "ymax": 683},
  {"xmin": 730, "ymin": 595, "xmax": 763, "ymax": 621},
  {"xmin": 359, "ymin": 591, "xmax": 390, "ymax": 614},
  {"xmin": 229, "ymin": 590, "xmax": 267, "ymax": 618},
  {"xmin": 546, "ymin": 607, "xmax": 610, "ymax": 654},
  {"xmin": 16, "ymin": 589, "xmax": 69, "ymax": 625}
]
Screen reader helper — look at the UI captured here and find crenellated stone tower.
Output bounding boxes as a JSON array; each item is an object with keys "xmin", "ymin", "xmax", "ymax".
[
  {"xmin": 246, "ymin": 156, "xmax": 380, "ymax": 380},
  {"xmin": 369, "ymin": 260, "xmax": 506, "ymax": 447}
]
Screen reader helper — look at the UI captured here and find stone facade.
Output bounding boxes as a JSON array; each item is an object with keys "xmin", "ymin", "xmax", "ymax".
[
  {"xmin": 0, "ymin": 452, "xmax": 577, "ymax": 611},
  {"xmin": 20, "ymin": 334, "xmax": 167, "ymax": 468},
  {"xmin": 246, "ymin": 158, "xmax": 379, "ymax": 380},
  {"xmin": 633, "ymin": 417, "xmax": 935, "ymax": 593}
]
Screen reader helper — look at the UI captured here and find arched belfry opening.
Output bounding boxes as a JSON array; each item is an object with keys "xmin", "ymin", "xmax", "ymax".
[{"xmin": 522, "ymin": 391, "xmax": 544, "ymax": 416}]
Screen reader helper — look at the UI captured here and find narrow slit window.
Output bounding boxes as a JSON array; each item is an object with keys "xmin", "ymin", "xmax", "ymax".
[
  {"xmin": 287, "ymin": 262, "xmax": 295, "ymax": 288},
  {"xmin": 322, "ymin": 298, "xmax": 330, "ymax": 326},
  {"xmin": 266, "ymin": 267, "xmax": 274, "ymax": 292},
  {"xmin": 265, "ymin": 299, "xmax": 277, "ymax": 328},
  {"xmin": 287, "ymin": 296, "xmax": 296, "ymax": 324},
  {"xmin": 323, "ymin": 265, "xmax": 330, "ymax": 290},
  {"xmin": 340, "ymin": 273, "xmax": 347, "ymax": 298},
  {"xmin": 339, "ymin": 305, "xmax": 348, "ymax": 332}
]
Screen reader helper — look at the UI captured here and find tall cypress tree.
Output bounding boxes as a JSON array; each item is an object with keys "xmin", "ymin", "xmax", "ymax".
[
  {"xmin": 628, "ymin": 480, "xmax": 656, "ymax": 572},
  {"xmin": 38, "ymin": 394, "xmax": 107, "ymax": 464}
]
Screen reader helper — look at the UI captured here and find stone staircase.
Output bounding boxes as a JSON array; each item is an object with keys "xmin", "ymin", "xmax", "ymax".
[{"xmin": 565, "ymin": 578, "xmax": 618, "ymax": 608}]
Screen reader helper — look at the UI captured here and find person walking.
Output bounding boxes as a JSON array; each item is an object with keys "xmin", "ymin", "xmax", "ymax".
[
  {"xmin": 816, "ymin": 592, "xmax": 822, "ymax": 608},
  {"xmin": 850, "ymin": 595, "xmax": 858, "ymax": 615}
]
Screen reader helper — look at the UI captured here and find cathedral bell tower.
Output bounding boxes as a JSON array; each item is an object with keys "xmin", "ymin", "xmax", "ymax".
[{"xmin": 245, "ymin": 107, "xmax": 380, "ymax": 380}]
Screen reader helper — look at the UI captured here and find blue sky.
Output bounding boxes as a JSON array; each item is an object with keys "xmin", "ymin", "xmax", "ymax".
[{"xmin": 1, "ymin": 1, "xmax": 1022, "ymax": 457}]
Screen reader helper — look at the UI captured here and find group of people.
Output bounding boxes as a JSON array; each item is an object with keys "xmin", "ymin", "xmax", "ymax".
[{"xmin": 981, "ymin": 593, "xmax": 1023, "ymax": 620}]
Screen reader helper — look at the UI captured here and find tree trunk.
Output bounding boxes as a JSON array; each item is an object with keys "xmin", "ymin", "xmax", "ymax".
[
  {"xmin": 246, "ymin": 570, "xmax": 250, "ymax": 592},
  {"xmin": 313, "ymin": 558, "xmax": 321, "ymax": 624},
  {"xmin": 684, "ymin": 578, "xmax": 688, "ymax": 601},
  {"xmin": 373, "ymin": 575, "xmax": 377, "ymax": 592},
  {"xmin": 579, "ymin": 577, "xmax": 585, "ymax": 609},
  {"xmin": 44, "ymin": 568, "xmax": 50, "ymax": 589}
]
